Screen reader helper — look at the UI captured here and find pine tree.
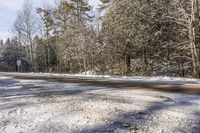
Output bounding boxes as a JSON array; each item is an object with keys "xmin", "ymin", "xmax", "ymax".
[{"xmin": 37, "ymin": 7, "xmax": 54, "ymax": 71}]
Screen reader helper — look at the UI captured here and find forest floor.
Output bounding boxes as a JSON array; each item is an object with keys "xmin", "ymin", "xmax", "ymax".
[{"xmin": 0, "ymin": 73, "xmax": 200, "ymax": 133}]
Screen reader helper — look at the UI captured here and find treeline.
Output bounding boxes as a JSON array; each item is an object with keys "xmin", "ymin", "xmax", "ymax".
[{"xmin": 1, "ymin": 0, "xmax": 200, "ymax": 78}]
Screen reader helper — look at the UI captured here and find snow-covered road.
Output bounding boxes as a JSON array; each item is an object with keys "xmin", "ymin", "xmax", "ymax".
[{"xmin": 0, "ymin": 76, "xmax": 200, "ymax": 133}]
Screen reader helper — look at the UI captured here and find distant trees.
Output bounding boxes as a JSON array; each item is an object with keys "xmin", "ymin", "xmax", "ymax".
[
  {"xmin": 2, "ymin": 0, "xmax": 200, "ymax": 77},
  {"xmin": 0, "ymin": 38, "xmax": 29, "ymax": 72},
  {"xmin": 14, "ymin": 0, "xmax": 38, "ymax": 71}
]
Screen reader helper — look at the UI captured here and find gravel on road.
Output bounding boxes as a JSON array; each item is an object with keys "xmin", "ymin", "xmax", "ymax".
[{"xmin": 0, "ymin": 76, "xmax": 200, "ymax": 133}]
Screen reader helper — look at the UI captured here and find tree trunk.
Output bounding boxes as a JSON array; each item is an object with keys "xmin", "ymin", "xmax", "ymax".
[
  {"xmin": 29, "ymin": 36, "xmax": 35, "ymax": 72},
  {"xmin": 190, "ymin": 0, "xmax": 200, "ymax": 78},
  {"xmin": 43, "ymin": 44, "xmax": 47, "ymax": 72},
  {"xmin": 181, "ymin": 62, "xmax": 185, "ymax": 77},
  {"xmin": 126, "ymin": 54, "xmax": 131, "ymax": 75},
  {"xmin": 124, "ymin": 43, "xmax": 131, "ymax": 75},
  {"xmin": 46, "ymin": 27, "xmax": 51, "ymax": 70},
  {"xmin": 81, "ymin": 42, "xmax": 86, "ymax": 74},
  {"xmin": 143, "ymin": 46, "xmax": 149, "ymax": 76},
  {"xmin": 47, "ymin": 40, "xmax": 51, "ymax": 69},
  {"xmin": 195, "ymin": 0, "xmax": 200, "ymax": 77}
]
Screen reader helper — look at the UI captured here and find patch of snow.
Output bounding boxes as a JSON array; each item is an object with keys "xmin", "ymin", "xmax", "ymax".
[
  {"xmin": 0, "ymin": 76, "xmax": 200, "ymax": 132},
  {"xmin": 34, "ymin": 72, "xmax": 200, "ymax": 85}
]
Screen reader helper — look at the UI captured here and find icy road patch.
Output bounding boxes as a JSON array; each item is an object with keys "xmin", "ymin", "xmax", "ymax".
[{"xmin": 0, "ymin": 76, "xmax": 200, "ymax": 133}]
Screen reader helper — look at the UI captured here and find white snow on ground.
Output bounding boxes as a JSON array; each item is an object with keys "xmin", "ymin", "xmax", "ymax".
[
  {"xmin": 0, "ymin": 76, "xmax": 200, "ymax": 133},
  {"xmin": 33, "ymin": 72, "xmax": 200, "ymax": 85},
  {"xmin": 2, "ymin": 72, "xmax": 200, "ymax": 85}
]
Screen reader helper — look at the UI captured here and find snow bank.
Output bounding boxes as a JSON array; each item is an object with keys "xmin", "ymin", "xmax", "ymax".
[{"xmin": 35, "ymin": 73, "xmax": 200, "ymax": 85}]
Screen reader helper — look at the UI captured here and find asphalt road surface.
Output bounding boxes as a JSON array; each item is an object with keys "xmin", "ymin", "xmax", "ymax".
[{"xmin": 0, "ymin": 73, "xmax": 200, "ymax": 133}]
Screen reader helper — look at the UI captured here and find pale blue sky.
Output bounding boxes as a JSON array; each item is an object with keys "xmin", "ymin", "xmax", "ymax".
[{"xmin": 0, "ymin": 0, "xmax": 100, "ymax": 41}]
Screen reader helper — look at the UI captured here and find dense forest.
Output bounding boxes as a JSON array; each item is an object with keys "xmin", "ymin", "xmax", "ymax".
[{"xmin": 0, "ymin": 0, "xmax": 200, "ymax": 78}]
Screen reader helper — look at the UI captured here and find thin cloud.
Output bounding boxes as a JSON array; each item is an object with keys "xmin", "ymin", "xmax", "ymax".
[{"xmin": 0, "ymin": 0, "xmax": 24, "ymax": 11}]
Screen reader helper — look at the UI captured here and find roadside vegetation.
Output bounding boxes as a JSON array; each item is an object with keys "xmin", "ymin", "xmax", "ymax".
[{"xmin": 1, "ymin": 0, "xmax": 200, "ymax": 78}]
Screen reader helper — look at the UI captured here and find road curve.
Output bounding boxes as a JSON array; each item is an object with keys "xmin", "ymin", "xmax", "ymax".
[{"xmin": 0, "ymin": 72, "xmax": 200, "ymax": 95}]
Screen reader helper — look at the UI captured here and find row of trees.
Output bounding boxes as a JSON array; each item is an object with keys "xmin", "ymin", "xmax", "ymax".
[{"xmin": 1, "ymin": 0, "xmax": 200, "ymax": 78}]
